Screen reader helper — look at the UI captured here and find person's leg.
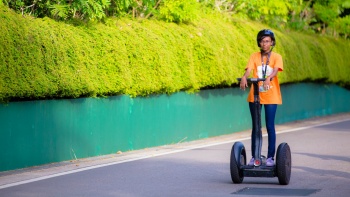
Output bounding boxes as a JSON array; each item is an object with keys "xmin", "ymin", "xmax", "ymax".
[{"xmin": 264, "ymin": 104, "xmax": 277, "ymax": 159}]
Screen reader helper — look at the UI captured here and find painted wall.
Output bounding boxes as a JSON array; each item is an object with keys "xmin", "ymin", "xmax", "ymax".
[{"xmin": 0, "ymin": 83, "xmax": 349, "ymax": 172}]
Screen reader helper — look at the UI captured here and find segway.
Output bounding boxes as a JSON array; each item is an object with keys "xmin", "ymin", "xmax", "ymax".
[{"xmin": 230, "ymin": 78, "xmax": 291, "ymax": 185}]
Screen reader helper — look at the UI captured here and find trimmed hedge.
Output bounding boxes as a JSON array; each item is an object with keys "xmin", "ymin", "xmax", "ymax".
[{"xmin": 0, "ymin": 7, "xmax": 349, "ymax": 102}]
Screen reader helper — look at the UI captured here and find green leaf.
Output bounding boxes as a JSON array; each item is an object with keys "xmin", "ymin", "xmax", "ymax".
[
  {"xmin": 49, "ymin": 4, "xmax": 69, "ymax": 19},
  {"xmin": 342, "ymin": 1, "xmax": 350, "ymax": 8}
]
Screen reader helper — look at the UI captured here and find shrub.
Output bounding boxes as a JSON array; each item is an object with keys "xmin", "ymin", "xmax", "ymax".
[{"xmin": 0, "ymin": 7, "xmax": 349, "ymax": 102}]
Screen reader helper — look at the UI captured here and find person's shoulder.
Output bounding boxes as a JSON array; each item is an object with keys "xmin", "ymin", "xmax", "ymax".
[
  {"xmin": 272, "ymin": 51, "xmax": 282, "ymax": 58},
  {"xmin": 250, "ymin": 52, "xmax": 260, "ymax": 58}
]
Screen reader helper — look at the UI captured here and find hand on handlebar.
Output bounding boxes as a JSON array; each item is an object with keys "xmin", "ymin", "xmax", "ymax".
[
  {"xmin": 263, "ymin": 77, "xmax": 271, "ymax": 90},
  {"xmin": 240, "ymin": 76, "xmax": 248, "ymax": 91}
]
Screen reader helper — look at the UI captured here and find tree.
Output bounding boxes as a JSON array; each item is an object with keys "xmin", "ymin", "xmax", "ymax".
[
  {"xmin": 334, "ymin": 15, "xmax": 350, "ymax": 38},
  {"xmin": 313, "ymin": 0, "xmax": 340, "ymax": 34}
]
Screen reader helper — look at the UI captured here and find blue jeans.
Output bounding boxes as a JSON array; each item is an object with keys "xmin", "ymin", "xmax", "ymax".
[{"xmin": 249, "ymin": 102, "xmax": 277, "ymax": 159}]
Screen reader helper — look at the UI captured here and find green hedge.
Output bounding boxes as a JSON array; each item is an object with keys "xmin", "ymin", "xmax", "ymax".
[{"xmin": 0, "ymin": 7, "xmax": 349, "ymax": 102}]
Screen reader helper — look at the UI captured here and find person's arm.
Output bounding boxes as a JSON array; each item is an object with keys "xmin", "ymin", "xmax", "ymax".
[
  {"xmin": 240, "ymin": 68, "xmax": 252, "ymax": 91},
  {"xmin": 264, "ymin": 54, "xmax": 283, "ymax": 89}
]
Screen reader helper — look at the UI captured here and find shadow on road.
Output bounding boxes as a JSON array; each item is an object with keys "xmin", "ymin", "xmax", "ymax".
[{"xmin": 294, "ymin": 152, "xmax": 350, "ymax": 162}]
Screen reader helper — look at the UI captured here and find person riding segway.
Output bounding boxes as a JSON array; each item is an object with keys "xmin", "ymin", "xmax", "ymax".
[{"xmin": 230, "ymin": 29, "xmax": 291, "ymax": 185}]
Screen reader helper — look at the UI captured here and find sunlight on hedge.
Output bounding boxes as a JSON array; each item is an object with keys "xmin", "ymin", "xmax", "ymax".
[{"xmin": 0, "ymin": 6, "xmax": 349, "ymax": 102}]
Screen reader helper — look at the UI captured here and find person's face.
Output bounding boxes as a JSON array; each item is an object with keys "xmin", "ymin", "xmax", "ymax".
[{"xmin": 259, "ymin": 36, "xmax": 273, "ymax": 52}]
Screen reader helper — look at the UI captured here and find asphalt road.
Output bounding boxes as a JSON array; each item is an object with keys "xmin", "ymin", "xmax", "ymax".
[{"xmin": 0, "ymin": 113, "xmax": 349, "ymax": 197}]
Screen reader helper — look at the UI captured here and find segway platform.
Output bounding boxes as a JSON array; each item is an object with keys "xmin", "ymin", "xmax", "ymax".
[{"xmin": 241, "ymin": 165, "xmax": 275, "ymax": 177}]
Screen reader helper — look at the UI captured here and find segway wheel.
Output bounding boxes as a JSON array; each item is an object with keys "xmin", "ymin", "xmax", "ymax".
[
  {"xmin": 276, "ymin": 142, "xmax": 291, "ymax": 185},
  {"xmin": 230, "ymin": 142, "xmax": 246, "ymax": 183}
]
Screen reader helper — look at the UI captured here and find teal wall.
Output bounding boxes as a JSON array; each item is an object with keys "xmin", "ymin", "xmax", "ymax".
[
  {"xmin": 0, "ymin": 83, "xmax": 349, "ymax": 172},
  {"xmin": 277, "ymin": 83, "xmax": 349, "ymax": 122}
]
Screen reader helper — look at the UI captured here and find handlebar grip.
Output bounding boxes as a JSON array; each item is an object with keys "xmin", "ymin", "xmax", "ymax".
[{"xmin": 237, "ymin": 78, "xmax": 270, "ymax": 82}]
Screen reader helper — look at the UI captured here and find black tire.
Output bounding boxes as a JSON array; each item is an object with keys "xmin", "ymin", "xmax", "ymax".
[
  {"xmin": 230, "ymin": 142, "xmax": 246, "ymax": 183},
  {"xmin": 276, "ymin": 142, "xmax": 292, "ymax": 185}
]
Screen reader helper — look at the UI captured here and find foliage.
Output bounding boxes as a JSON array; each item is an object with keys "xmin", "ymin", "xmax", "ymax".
[
  {"xmin": 197, "ymin": 0, "xmax": 301, "ymax": 28},
  {"xmin": 334, "ymin": 15, "xmax": 350, "ymax": 38},
  {"xmin": 313, "ymin": 1, "xmax": 341, "ymax": 34},
  {"xmin": 199, "ymin": 0, "xmax": 350, "ymax": 38},
  {"xmin": 49, "ymin": 0, "xmax": 111, "ymax": 21},
  {"xmin": 158, "ymin": 0, "xmax": 199, "ymax": 23},
  {"xmin": 3, "ymin": 0, "xmax": 111, "ymax": 20},
  {"xmin": 299, "ymin": 0, "xmax": 350, "ymax": 37},
  {"xmin": 1, "ymin": 6, "xmax": 350, "ymax": 102},
  {"xmin": 2, "ymin": 0, "xmax": 350, "ymax": 38}
]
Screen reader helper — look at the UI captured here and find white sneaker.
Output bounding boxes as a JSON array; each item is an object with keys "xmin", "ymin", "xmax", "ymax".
[
  {"xmin": 248, "ymin": 157, "xmax": 254, "ymax": 166},
  {"xmin": 266, "ymin": 157, "xmax": 275, "ymax": 167}
]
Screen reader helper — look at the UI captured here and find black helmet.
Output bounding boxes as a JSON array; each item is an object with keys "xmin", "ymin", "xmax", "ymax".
[{"xmin": 257, "ymin": 29, "xmax": 275, "ymax": 47}]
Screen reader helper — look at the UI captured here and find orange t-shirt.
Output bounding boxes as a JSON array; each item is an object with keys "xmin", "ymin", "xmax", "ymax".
[{"xmin": 246, "ymin": 52, "xmax": 283, "ymax": 104}]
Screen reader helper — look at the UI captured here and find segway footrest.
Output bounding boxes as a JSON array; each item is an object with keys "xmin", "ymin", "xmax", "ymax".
[{"xmin": 241, "ymin": 165, "xmax": 276, "ymax": 177}]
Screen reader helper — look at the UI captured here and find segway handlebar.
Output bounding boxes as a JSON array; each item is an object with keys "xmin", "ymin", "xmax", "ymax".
[{"xmin": 237, "ymin": 78, "xmax": 272, "ymax": 82}]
